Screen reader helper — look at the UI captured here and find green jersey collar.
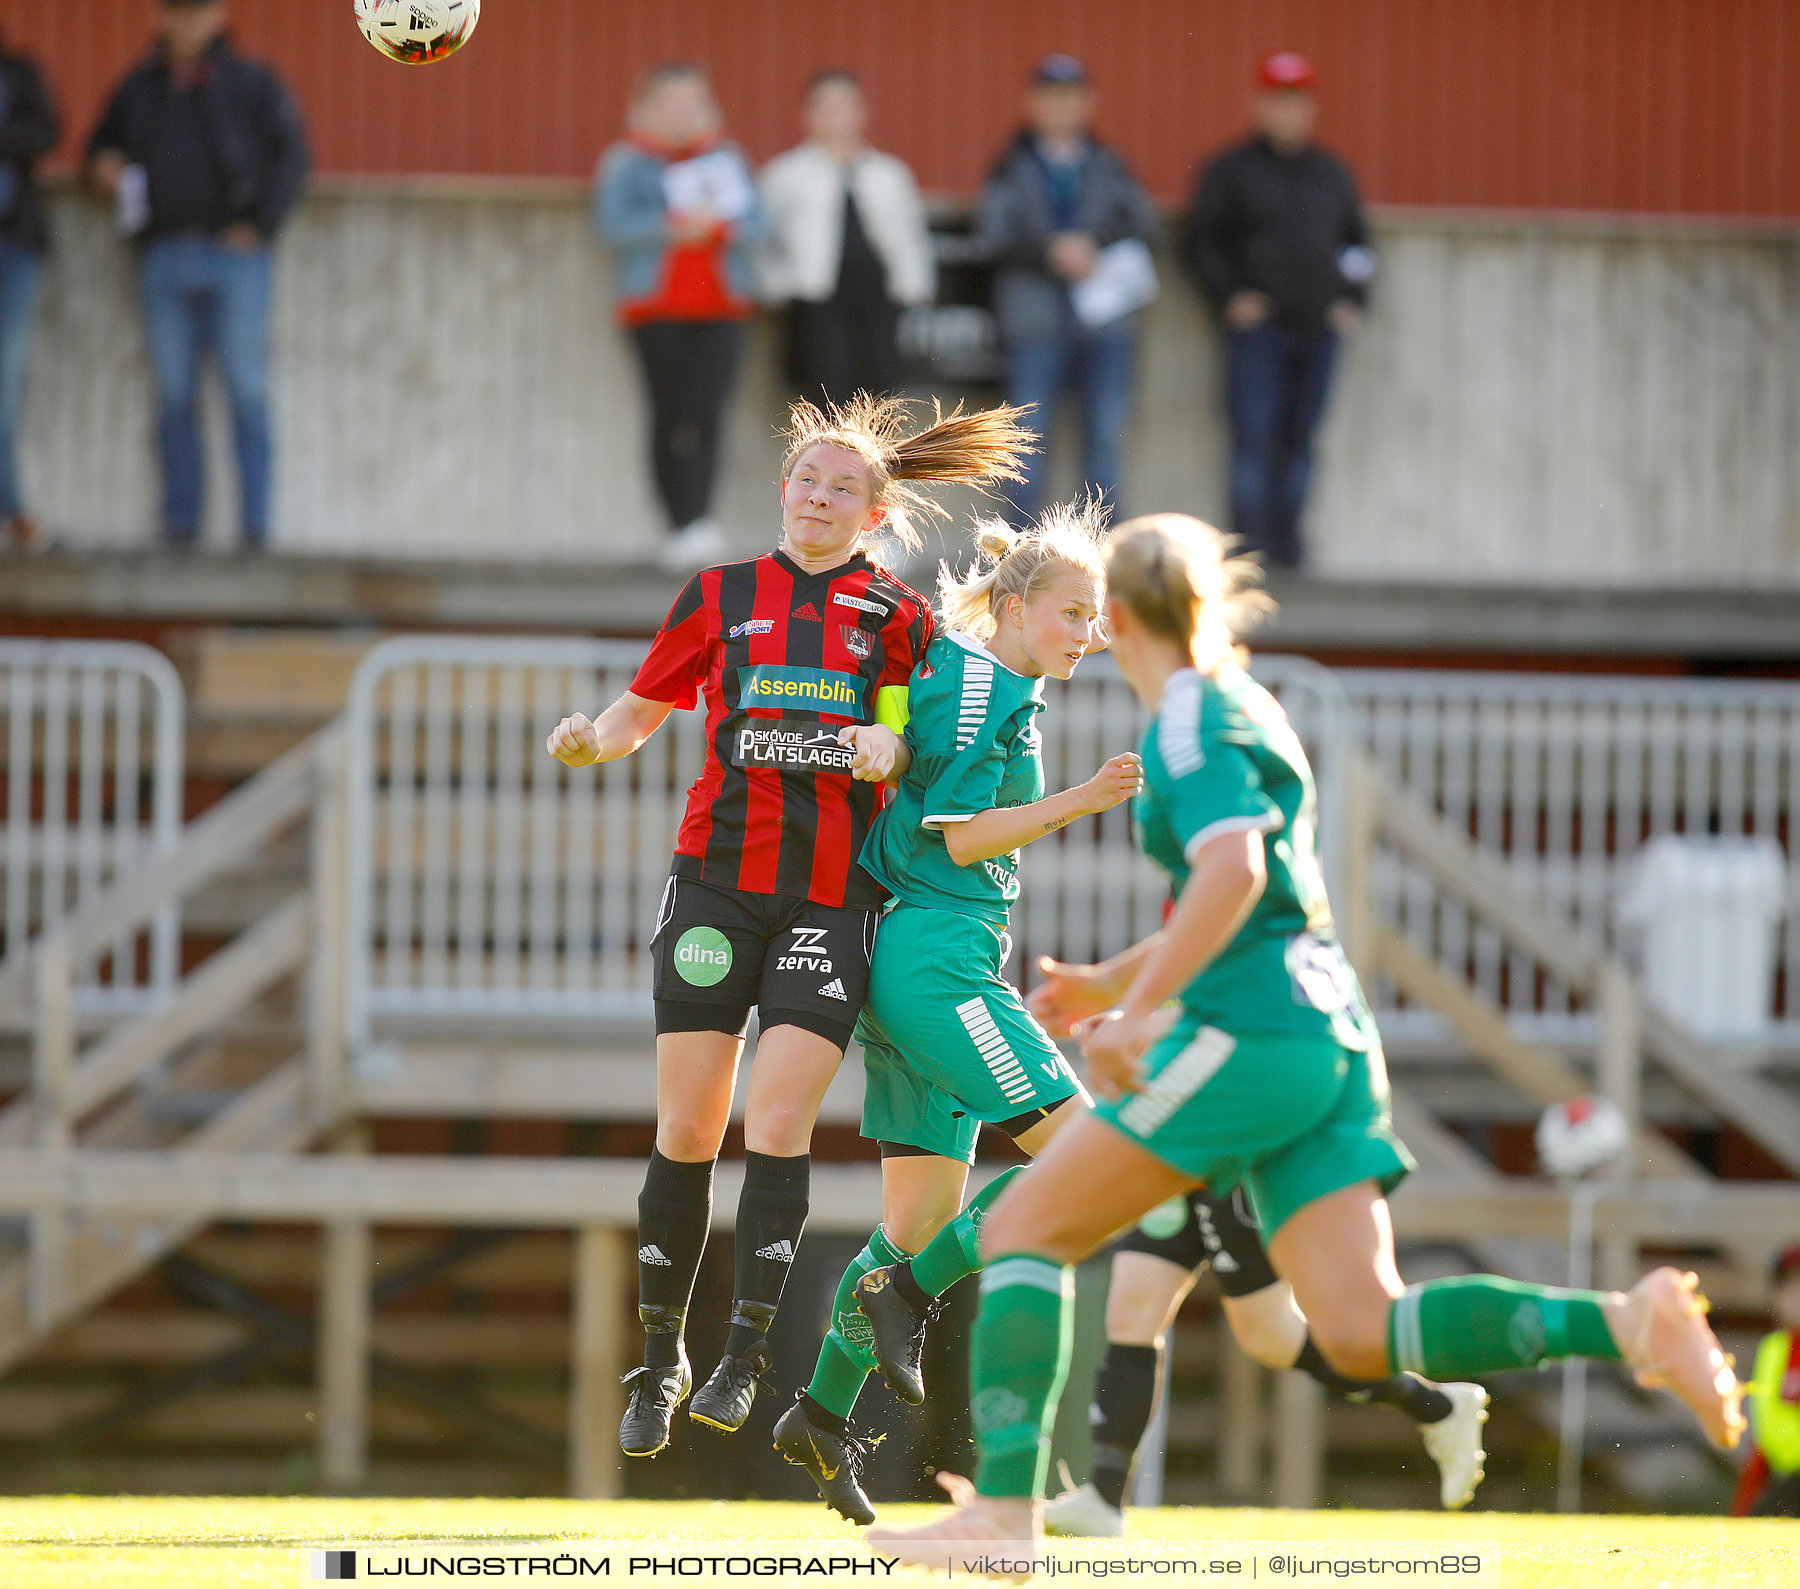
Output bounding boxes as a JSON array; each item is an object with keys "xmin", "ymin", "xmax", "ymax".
[{"xmin": 945, "ymin": 627, "xmax": 1035, "ymax": 683}]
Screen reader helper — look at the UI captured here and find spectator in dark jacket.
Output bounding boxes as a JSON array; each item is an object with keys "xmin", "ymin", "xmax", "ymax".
[
  {"xmin": 1185, "ymin": 51, "xmax": 1373, "ymax": 570},
  {"xmin": 0, "ymin": 31, "xmax": 59, "ymax": 548},
  {"xmin": 977, "ymin": 54, "xmax": 1160, "ymax": 524},
  {"xmin": 87, "ymin": 1, "xmax": 309, "ymax": 550}
]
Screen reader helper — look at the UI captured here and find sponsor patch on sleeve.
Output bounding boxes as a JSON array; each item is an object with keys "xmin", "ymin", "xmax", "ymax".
[{"xmin": 728, "ymin": 715, "xmax": 858, "ymax": 772}]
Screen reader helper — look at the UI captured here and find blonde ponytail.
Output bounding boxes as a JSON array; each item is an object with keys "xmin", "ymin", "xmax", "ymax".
[
  {"xmin": 781, "ymin": 395, "xmax": 1034, "ymax": 559},
  {"xmin": 1103, "ymin": 514, "xmax": 1273, "ymax": 670},
  {"xmin": 938, "ymin": 500, "xmax": 1111, "ymax": 641}
]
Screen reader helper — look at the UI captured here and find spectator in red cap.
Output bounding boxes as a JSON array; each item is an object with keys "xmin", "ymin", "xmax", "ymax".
[
  {"xmin": 1732, "ymin": 1242, "xmax": 1800, "ymax": 1516},
  {"xmin": 1182, "ymin": 51, "xmax": 1372, "ymax": 570}
]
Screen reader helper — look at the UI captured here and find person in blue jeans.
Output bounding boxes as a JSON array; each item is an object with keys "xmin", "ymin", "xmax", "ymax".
[
  {"xmin": 87, "ymin": 1, "xmax": 308, "ymax": 550},
  {"xmin": 977, "ymin": 55, "xmax": 1158, "ymax": 525},
  {"xmin": 0, "ymin": 32, "xmax": 60, "ymax": 548},
  {"xmin": 1185, "ymin": 52, "xmax": 1373, "ymax": 570}
]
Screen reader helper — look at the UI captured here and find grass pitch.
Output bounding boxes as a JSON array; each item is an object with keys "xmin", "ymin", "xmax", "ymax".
[{"xmin": 0, "ymin": 1497, "xmax": 1794, "ymax": 1588}]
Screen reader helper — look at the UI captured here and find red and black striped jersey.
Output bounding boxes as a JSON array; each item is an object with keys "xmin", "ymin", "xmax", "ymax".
[{"xmin": 630, "ymin": 549, "xmax": 935, "ymax": 908}]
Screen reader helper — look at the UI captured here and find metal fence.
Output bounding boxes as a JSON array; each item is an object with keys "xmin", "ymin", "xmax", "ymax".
[
  {"xmin": 341, "ymin": 636, "xmax": 1343, "ymax": 1049},
  {"xmin": 0, "ymin": 640, "xmax": 184, "ymax": 1017},
  {"xmin": 1344, "ymin": 668, "xmax": 1800, "ymax": 1047}
]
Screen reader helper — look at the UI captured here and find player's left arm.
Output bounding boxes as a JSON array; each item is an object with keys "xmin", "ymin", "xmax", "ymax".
[{"xmin": 940, "ymin": 753, "xmax": 1141, "ymax": 866}]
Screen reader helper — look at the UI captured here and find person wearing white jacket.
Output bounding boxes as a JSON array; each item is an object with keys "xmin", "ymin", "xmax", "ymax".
[{"xmin": 759, "ymin": 72, "xmax": 935, "ymax": 408}]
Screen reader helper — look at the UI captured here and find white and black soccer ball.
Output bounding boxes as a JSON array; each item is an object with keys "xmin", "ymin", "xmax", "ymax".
[
  {"xmin": 354, "ymin": 0, "xmax": 481, "ymax": 65},
  {"xmin": 1535, "ymin": 1094, "xmax": 1630, "ymax": 1180}
]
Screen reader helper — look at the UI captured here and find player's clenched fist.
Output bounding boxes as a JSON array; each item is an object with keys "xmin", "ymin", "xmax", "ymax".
[
  {"xmin": 1079, "ymin": 752, "xmax": 1144, "ymax": 814},
  {"xmin": 837, "ymin": 722, "xmax": 903, "ymax": 783},
  {"xmin": 546, "ymin": 712, "xmax": 602, "ymax": 767}
]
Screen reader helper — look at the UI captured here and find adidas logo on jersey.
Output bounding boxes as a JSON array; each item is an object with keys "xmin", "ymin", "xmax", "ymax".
[
  {"xmin": 755, "ymin": 1240, "xmax": 796, "ymax": 1263},
  {"xmin": 793, "ymin": 602, "xmax": 822, "ymax": 622},
  {"xmin": 817, "ymin": 978, "xmax": 848, "ymax": 1001},
  {"xmin": 638, "ymin": 1244, "xmax": 673, "ymax": 1267}
]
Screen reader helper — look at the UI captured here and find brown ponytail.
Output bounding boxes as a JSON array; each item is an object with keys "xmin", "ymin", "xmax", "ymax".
[
  {"xmin": 781, "ymin": 395, "xmax": 1034, "ymax": 559},
  {"xmin": 1104, "ymin": 514, "xmax": 1273, "ymax": 670}
]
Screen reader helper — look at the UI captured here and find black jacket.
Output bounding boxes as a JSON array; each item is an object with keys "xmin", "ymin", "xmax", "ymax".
[
  {"xmin": 87, "ymin": 35, "xmax": 308, "ymax": 241},
  {"xmin": 0, "ymin": 46, "xmax": 61, "ymax": 252},
  {"xmin": 1183, "ymin": 135, "xmax": 1372, "ymax": 329}
]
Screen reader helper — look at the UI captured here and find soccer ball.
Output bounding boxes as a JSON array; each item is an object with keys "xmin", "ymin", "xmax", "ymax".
[
  {"xmin": 1535, "ymin": 1094, "xmax": 1630, "ymax": 1180},
  {"xmin": 354, "ymin": 0, "xmax": 480, "ymax": 65}
]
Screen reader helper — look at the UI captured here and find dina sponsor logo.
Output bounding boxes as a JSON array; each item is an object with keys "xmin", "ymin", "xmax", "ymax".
[
  {"xmin": 729, "ymin": 618, "xmax": 776, "ymax": 638},
  {"xmin": 673, "ymin": 926, "xmax": 733, "ymax": 987}
]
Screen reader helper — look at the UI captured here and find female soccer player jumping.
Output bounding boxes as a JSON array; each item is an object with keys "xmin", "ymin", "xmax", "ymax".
[
  {"xmin": 547, "ymin": 396, "xmax": 1030, "ymax": 1458},
  {"xmin": 870, "ymin": 514, "xmax": 1743, "ymax": 1572},
  {"xmin": 771, "ymin": 506, "xmax": 1141, "ymax": 1521}
]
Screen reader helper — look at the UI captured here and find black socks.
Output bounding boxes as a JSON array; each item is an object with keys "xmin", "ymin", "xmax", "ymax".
[
  {"xmin": 1294, "ymin": 1335, "xmax": 1455, "ymax": 1424},
  {"xmin": 1087, "ymin": 1341, "xmax": 1161, "ymax": 1510},
  {"xmin": 636, "ymin": 1149, "xmax": 716, "ymax": 1370},
  {"xmin": 724, "ymin": 1150, "xmax": 810, "ymax": 1358}
]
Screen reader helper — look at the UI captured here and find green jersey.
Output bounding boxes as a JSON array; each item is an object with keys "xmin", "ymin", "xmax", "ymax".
[
  {"xmin": 860, "ymin": 632, "xmax": 1045, "ymax": 924},
  {"xmin": 1136, "ymin": 664, "xmax": 1376, "ymax": 1049}
]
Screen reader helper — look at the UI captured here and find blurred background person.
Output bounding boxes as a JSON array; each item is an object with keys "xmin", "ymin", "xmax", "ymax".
[
  {"xmin": 758, "ymin": 71, "xmax": 934, "ymax": 411},
  {"xmin": 86, "ymin": 0, "xmax": 308, "ymax": 553},
  {"xmin": 1732, "ymin": 1243, "xmax": 1800, "ymax": 1517},
  {"xmin": 596, "ymin": 63, "xmax": 764, "ymax": 574},
  {"xmin": 977, "ymin": 53, "xmax": 1159, "ymax": 525},
  {"xmin": 0, "ymin": 26, "xmax": 59, "ymax": 550},
  {"xmin": 1184, "ymin": 50, "xmax": 1373, "ymax": 572}
]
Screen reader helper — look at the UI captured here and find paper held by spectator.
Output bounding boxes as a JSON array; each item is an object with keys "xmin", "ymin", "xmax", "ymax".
[
  {"xmin": 662, "ymin": 150, "xmax": 756, "ymax": 221},
  {"xmin": 1071, "ymin": 238, "xmax": 1160, "ymax": 329}
]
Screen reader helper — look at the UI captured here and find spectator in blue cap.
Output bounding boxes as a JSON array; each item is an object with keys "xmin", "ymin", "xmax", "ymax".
[{"xmin": 977, "ymin": 54, "xmax": 1159, "ymax": 524}]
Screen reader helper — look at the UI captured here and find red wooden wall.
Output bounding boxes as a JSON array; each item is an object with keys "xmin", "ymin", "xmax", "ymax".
[{"xmin": 1, "ymin": 0, "xmax": 1790, "ymax": 214}]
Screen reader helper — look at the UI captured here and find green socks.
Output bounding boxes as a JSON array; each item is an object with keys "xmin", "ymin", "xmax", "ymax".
[
  {"xmin": 1388, "ymin": 1275, "xmax": 1622, "ymax": 1380},
  {"xmin": 805, "ymin": 1227, "xmax": 909, "ymax": 1419},
  {"xmin": 909, "ymin": 1165, "xmax": 1025, "ymax": 1298},
  {"xmin": 971, "ymin": 1252, "xmax": 1074, "ymax": 1499},
  {"xmin": 804, "ymin": 1166, "xmax": 1029, "ymax": 1424}
]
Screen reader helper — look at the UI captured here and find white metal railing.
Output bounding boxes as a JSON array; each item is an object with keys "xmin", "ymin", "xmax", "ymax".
[
  {"xmin": 344, "ymin": 639, "xmax": 709, "ymax": 1047},
  {"xmin": 0, "ymin": 641, "xmax": 183, "ymax": 1019},
  {"xmin": 342, "ymin": 636, "xmax": 1343, "ymax": 1046},
  {"xmin": 1342, "ymin": 668, "xmax": 1800, "ymax": 1047}
]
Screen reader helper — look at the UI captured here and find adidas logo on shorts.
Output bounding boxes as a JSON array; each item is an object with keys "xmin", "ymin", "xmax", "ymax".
[
  {"xmin": 638, "ymin": 1244, "xmax": 673, "ymax": 1266},
  {"xmin": 755, "ymin": 1240, "xmax": 795, "ymax": 1263},
  {"xmin": 817, "ymin": 978, "xmax": 848, "ymax": 1001}
]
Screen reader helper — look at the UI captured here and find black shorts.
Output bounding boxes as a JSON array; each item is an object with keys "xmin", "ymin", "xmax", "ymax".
[
  {"xmin": 1113, "ymin": 1186, "xmax": 1280, "ymax": 1298},
  {"xmin": 650, "ymin": 874, "xmax": 877, "ymax": 1052}
]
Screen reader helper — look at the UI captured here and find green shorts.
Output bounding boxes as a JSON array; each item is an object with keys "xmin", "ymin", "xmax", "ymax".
[
  {"xmin": 1094, "ymin": 1015, "xmax": 1414, "ymax": 1239},
  {"xmin": 856, "ymin": 903, "xmax": 1086, "ymax": 1164}
]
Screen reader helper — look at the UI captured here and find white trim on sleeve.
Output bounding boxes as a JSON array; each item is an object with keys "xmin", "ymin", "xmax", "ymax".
[
  {"xmin": 922, "ymin": 812, "xmax": 979, "ymax": 829},
  {"xmin": 1182, "ymin": 812, "xmax": 1282, "ymax": 864}
]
